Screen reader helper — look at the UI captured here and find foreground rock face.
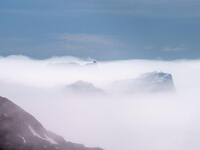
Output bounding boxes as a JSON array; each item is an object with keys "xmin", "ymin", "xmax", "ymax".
[{"xmin": 0, "ymin": 96, "xmax": 103, "ymax": 150}]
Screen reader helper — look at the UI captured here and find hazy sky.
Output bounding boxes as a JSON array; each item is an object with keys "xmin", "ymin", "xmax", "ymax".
[{"xmin": 1, "ymin": 0, "xmax": 200, "ymax": 60}]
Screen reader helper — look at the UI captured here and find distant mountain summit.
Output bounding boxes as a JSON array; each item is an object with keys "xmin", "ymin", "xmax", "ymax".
[
  {"xmin": 135, "ymin": 71, "xmax": 175, "ymax": 92},
  {"xmin": 66, "ymin": 81, "xmax": 103, "ymax": 94},
  {"xmin": 112, "ymin": 71, "xmax": 175, "ymax": 93},
  {"xmin": 0, "ymin": 96, "xmax": 103, "ymax": 150}
]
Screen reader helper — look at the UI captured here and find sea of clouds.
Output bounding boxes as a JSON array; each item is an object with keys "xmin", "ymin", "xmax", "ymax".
[{"xmin": 1, "ymin": 55, "xmax": 200, "ymax": 150}]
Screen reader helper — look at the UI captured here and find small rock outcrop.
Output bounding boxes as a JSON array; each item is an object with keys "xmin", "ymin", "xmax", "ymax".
[{"xmin": 66, "ymin": 81, "xmax": 103, "ymax": 94}]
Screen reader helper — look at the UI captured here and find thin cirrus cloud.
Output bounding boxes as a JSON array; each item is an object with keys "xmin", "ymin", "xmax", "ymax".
[
  {"xmin": 163, "ymin": 47, "xmax": 185, "ymax": 52},
  {"xmin": 1, "ymin": 0, "xmax": 200, "ymax": 17},
  {"xmin": 0, "ymin": 33, "xmax": 128, "ymax": 60},
  {"xmin": 51, "ymin": 33, "xmax": 124, "ymax": 57},
  {"xmin": 1, "ymin": 8, "xmax": 200, "ymax": 18},
  {"xmin": 56, "ymin": 33, "xmax": 119, "ymax": 47}
]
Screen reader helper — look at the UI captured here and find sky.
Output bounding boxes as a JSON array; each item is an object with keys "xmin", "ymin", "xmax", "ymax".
[{"xmin": 1, "ymin": 0, "xmax": 200, "ymax": 60}]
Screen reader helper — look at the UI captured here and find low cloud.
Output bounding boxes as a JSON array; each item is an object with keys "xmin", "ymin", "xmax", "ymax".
[{"xmin": 0, "ymin": 55, "xmax": 200, "ymax": 150}]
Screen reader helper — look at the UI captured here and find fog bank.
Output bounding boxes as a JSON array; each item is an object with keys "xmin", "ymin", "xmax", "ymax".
[{"xmin": 0, "ymin": 55, "xmax": 200, "ymax": 150}]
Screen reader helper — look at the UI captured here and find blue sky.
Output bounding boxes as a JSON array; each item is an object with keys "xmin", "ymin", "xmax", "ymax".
[{"xmin": 1, "ymin": 0, "xmax": 200, "ymax": 60}]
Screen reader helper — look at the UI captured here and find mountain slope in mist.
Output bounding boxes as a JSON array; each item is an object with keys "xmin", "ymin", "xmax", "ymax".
[
  {"xmin": 66, "ymin": 81, "xmax": 104, "ymax": 94},
  {"xmin": 112, "ymin": 72, "xmax": 175, "ymax": 93},
  {"xmin": 0, "ymin": 96, "xmax": 103, "ymax": 150}
]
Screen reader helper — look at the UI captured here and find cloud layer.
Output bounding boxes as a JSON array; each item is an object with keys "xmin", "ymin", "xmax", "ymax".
[{"xmin": 0, "ymin": 56, "xmax": 200, "ymax": 150}]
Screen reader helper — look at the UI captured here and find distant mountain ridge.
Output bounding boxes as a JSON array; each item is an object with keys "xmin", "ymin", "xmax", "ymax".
[
  {"xmin": 66, "ymin": 81, "xmax": 104, "ymax": 94},
  {"xmin": 0, "ymin": 96, "xmax": 103, "ymax": 150},
  {"xmin": 111, "ymin": 71, "xmax": 175, "ymax": 93}
]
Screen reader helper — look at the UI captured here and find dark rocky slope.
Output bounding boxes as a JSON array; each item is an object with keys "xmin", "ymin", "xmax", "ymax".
[{"xmin": 0, "ymin": 96, "xmax": 103, "ymax": 150}]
